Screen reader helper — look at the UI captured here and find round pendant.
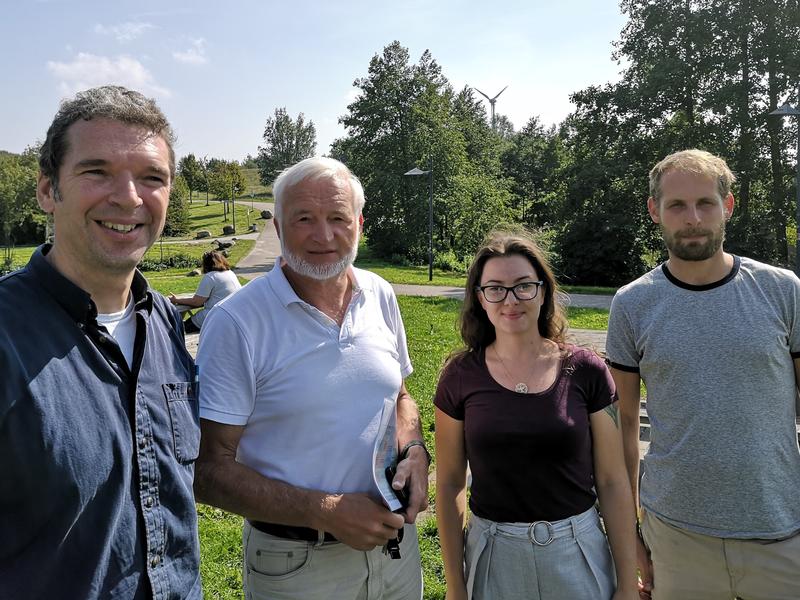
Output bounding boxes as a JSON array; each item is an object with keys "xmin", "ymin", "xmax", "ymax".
[{"xmin": 515, "ymin": 383, "xmax": 528, "ymax": 394}]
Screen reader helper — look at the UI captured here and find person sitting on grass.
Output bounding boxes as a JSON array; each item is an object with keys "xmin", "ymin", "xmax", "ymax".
[{"xmin": 170, "ymin": 250, "xmax": 241, "ymax": 333}]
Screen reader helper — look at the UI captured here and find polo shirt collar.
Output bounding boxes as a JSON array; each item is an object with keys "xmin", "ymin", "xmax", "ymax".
[
  {"xmin": 29, "ymin": 244, "xmax": 153, "ymax": 325},
  {"xmin": 268, "ymin": 258, "xmax": 362, "ymax": 308}
]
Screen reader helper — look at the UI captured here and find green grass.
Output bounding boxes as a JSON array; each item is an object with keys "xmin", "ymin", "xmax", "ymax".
[
  {"xmin": 180, "ymin": 202, "xmax": 261, "ymax": 239},
  {"xmin": 567, "ymin": 307, "xmax": 610, "ymax": 330},
  {"xmin": 197, "ymin": 505, "xmax": 244, "ymax": 599},
  {"xmin": 241, "ymin": 167, "xmax": 273, "ymax": 197}
]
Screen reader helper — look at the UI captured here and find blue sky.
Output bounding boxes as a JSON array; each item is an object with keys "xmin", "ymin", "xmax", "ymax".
[{"xmin": 1, "ymin": 0, "xmax": 627, "ymax": 161}]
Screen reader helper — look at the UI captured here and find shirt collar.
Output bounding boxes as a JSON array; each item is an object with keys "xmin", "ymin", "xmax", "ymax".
[
  {"xmin": 267, "ymin": 258, "xmax": 362, "ymax": 309},
  {"xmin": 29, "ymin": 244, "xmax": 152, "ymax": 325}
]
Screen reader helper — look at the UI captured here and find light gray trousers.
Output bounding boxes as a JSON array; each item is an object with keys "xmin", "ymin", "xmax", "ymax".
[{"xmin": 464, "ymin": 506, "xmax": 616, "ymax": 600}]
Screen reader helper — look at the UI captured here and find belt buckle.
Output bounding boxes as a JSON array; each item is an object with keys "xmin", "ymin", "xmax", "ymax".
[{"xmin": 528, "ymin": 520, "xmax": 555, "ymax": 546}]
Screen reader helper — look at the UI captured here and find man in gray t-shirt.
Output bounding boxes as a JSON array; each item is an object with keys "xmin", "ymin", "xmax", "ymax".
[{"xmin": 607, "ymin": 149, "xmax": 800, "ymax": 600}]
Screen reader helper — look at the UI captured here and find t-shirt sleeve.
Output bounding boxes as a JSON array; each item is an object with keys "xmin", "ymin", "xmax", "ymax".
[
  {"xmin": 195, "ymin": 273, "xmax": 214, "ymax": 298},
  {"xmin": 196, "ymin": 306, "xmax": 256, "ymax": 425},
  {"xmin": 787, "ymin": 273, "xmax": 800, "ymax": 358},
  {"xmin": 605, "ymin": 293, "xmax": 640, "ymax": 372},
  {"xmin": 434, "ymin": 359, "xmax": 466, "ymax": 420},
  {"xmin": 576, "ymin": 349, "xmax": 617, "ymax": 413}
]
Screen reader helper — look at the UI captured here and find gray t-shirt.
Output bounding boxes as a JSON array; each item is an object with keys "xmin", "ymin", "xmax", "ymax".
[
  {"xmin": 607, "ymin": 255, "xmax": 800, "ymax": 538},
  {"xmin": 191, "ymin": 270, "xmax": 241, "ymax": 327}
]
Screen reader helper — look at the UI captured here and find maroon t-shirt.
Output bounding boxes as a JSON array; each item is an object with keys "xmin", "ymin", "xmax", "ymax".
[{"xmin": 434, "ymin": 345, "xmax": 616, "ymax": 523}]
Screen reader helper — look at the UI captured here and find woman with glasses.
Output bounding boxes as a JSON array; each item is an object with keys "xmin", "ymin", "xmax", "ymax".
[{"xmin": 434, "ymin": 230, "xmax": 638, "ymax": 600}]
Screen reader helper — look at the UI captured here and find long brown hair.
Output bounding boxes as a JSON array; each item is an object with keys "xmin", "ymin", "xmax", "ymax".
[{"xmin": 457, "ymin": 229, "xmax": 567, "ymax": 356}]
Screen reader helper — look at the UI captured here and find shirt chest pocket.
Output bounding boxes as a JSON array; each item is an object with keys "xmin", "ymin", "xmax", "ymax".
[{"xmin": 162, "ymin": 382, "xmax": 200, "ymax": 463}]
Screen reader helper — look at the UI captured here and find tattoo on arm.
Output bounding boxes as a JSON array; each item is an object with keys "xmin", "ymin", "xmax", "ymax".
[{"xmin": 603, "ymin": 403, "xmax": 620, "ymax": 428}]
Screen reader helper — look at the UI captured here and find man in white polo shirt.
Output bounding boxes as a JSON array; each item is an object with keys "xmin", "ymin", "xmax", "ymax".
[{"xmin": 194, "ymin": 157, "xmax": 428, "ymax": 599}]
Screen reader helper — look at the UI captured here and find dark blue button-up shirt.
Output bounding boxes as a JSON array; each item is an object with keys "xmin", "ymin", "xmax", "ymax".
[{"xmin": 0, "ymin": 246, "xmax": 202, "ymax": 599}]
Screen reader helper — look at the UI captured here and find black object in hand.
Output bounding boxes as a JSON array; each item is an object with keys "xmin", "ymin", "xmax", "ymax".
[
  {"xmin": 383, "ymin": 465, "xmax": 407, "ymax": 559},
  {"xmin": 384, "ymin": 466, "xmax": 410, "ymax": 509}
]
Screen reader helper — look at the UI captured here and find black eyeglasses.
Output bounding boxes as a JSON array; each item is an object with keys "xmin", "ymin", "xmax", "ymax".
[{"xmin": 475, "ymin": 281, "xmax": 544, "ymax": 303}]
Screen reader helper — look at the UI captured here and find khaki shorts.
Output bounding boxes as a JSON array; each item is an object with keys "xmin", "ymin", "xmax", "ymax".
[{"xmin": 641, "ymin": 509, "xmax": 800, "ymax": 600}]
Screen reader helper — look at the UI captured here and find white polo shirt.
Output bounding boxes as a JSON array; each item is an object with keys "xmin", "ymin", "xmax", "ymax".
[{"xmin": 196, "ymin": 263, "xmax": 413, "ymax": 498}]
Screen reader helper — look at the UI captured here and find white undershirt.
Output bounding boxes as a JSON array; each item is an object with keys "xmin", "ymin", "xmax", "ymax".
[{"xmin": 96, "ymin": 295, "xmax": 137, "ymax": 369}]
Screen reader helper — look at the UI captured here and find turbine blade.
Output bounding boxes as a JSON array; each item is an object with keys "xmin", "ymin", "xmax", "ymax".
[{"xmin": 492, "ymin": 85, "xmax": 509, "ymax": 100}]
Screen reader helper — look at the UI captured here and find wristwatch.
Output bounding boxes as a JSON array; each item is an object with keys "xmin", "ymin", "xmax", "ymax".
[{"xmin": 399, "ymin": 440, "xmax": 431, "ymax": 466}]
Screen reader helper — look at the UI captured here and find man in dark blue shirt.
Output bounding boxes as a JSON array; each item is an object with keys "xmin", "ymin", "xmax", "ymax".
[{"xmin": 0, "ymin": 86, "xmax": 201, "ymax": 599}]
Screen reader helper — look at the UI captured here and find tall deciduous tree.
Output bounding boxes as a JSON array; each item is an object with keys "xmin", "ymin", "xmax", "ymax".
[
  {"xmin": 339, "ymin": 41, "xmax": 512, "ymax": 262},
  {"xmin": 177, "ymin": 154, "xmax": 203, "ymax": 204},
  {"xmin": 257, "ymin": 108, "xmax": 317, "ymax": 186},
  {"xmin": 0, "ymin": 148, "xmax": 42, "ymax": 247}
]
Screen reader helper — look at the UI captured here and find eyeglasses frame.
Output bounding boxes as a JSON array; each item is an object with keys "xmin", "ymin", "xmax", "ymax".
[{"xmin": 475, "ymin": 281, "xmax": 545, "ymax": 303}]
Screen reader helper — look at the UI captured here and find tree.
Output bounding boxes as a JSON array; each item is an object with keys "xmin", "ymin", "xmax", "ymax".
[
  {"xmin": 177, "ymin": 154, "xmax": 203, "ymax": 204},
  {"xmin": 164, "ymin": 174, "xmax": 191, "ymax": 237},
  {"xmin": 0, "ymin": 148, "xmax": 42, "ymax": 248},
  {"xmin": 257, "ymin": 108, "xmax": 317, "ymax": 186},
  {"xmin": 339, "ymin": 41, "xmax": 513, "ymax": 262},
  {"xmin": 209, "ymin": 160, "xmax": 247, "ymax": 223}
]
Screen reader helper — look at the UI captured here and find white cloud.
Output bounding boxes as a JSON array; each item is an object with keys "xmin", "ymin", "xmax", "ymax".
[
  {"xmin": 47, "ymin": 53, "xmax": 171, "ymax": 98},
  {"xmin": 172, "ymin": 39, "xmax": 207, "ymax": 65},
  {"xmin": 94, "ymin": 22, "xmax": 154, "ymax": 43}
]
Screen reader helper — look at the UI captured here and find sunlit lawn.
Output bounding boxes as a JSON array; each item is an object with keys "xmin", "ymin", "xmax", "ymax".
[{"xmin": 179, "ymin": 201, "xmax": 261, "ymax": 239}]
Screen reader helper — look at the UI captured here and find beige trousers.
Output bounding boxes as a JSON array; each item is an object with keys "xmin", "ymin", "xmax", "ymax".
[
  {"xmin": 641, "ymin": 509, "xmax": 800, "ymax": 600},
  {"xmin": 242, "ymin": 521, "xmax": 422, "ymax": 600}
]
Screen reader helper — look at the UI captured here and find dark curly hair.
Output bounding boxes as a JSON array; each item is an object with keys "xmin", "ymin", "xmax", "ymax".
[{"xmin": 39, "ymin": 85, "xmax": 176, "ymax": 195}]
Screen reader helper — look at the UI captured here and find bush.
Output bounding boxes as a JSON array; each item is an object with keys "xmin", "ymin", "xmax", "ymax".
[
  {"xmin": 432, "ymin": 249, "xmax": 466, "ymax": 274},
  {"xmin": 138, "ymin": 253, "xmax": 198, "ymax": 272}
]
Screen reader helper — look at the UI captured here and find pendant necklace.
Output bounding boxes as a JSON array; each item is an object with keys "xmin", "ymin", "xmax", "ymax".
[{"xmin": 493, "ymin": 345, "xmax": 536, "ymax": 394}]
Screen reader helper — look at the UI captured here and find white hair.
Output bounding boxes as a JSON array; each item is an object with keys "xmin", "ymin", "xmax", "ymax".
[{"xmin": 271, "ymin": 156, "xmax": 365, "ymax": 225}]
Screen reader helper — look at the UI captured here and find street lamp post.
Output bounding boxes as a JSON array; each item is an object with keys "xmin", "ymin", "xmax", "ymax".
[
  {"xmin": 404, "ymin": 158, "xmax": 434, "ymax": 282},
  {"xmin": 770, "ymin": 90, "xmax": 800, "ymax": 274}
]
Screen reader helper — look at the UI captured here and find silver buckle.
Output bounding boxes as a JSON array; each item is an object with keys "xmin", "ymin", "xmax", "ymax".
[{"xmin": 528, "ymin": 520, "xmax": 555, "ymax": 546}]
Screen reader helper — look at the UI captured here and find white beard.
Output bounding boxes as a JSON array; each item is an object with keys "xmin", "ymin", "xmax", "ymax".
[{"xmin": 281, "ymin": 243, "xmax": 358, "ymax": 281}]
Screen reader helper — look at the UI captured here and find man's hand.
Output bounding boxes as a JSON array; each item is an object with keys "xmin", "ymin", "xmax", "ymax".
[
  {"xmin": 636, "ymin": 535, "xmax": 653, "ymax": 599},
  {"xmin": 168, "ymin": 293, "xmax": 178, "ymax": 304},
  {"xmin": 318, "ymin": 493, "xmax": 405, "ymax": 551},
  {"xmin": 390, "ymin": 445, "xmax": 429, "ymax": 523}
]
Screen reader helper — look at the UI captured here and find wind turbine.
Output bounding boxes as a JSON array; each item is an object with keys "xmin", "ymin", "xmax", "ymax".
[{"xmin": 474, "ymin": 85, "xmax": 508, "ymax": 131}]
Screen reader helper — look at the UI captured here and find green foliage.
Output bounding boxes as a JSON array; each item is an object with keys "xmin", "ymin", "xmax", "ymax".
[
  {"xmin": 177, "ymin": 154, "xmax": 204, "ymax": 203},
  {"xmin": 257, "ymin": 108, "xmax": 317, "ymax": 186},
  {"xmin": 0, "ymin": 148, "xmax": 43, "ymax": 245},
  {"xmin": 339, "ymin": 42, "xmax": 515, "ymax": 265},
  {"xmin": 164, "ymin": 175, "xmax": 191, "ymax": 237},
  {"xmin": 208, "ymin": 161, "xmax": 247, "ymax": 200},
  {"xmin": 138, "ymin": 252, "xmax": 197, "ymax": 272}
]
